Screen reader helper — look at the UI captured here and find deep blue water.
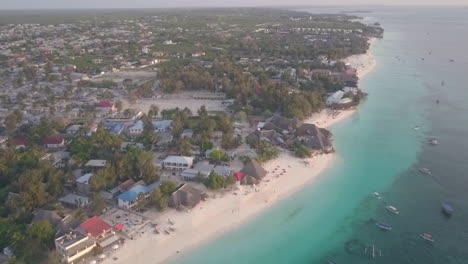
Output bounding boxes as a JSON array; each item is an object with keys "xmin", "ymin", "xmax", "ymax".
[{"xmin": 173, "ymin": 7, "xmax": 468, "ymax": 264}]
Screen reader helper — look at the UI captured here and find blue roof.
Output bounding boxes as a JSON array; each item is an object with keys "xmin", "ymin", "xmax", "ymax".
[
  {"xmin": 130, "ymin": 120, "xmax": 144, "ymax": 130},
  {"xmin": 152, "ymin": 120, "xmax": 172, "ymax": 129},
  {"xmin": 118, "ymin": 182, "xmax": 161, "ymax": 202},
  {"xmin": 104, "ymin": 122, "xmax": 125, "ymax": 134}
]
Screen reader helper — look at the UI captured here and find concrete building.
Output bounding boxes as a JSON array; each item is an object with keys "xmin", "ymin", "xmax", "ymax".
[
  {"xmin": 76, "ymin": 173, "xmax": 93, "ymax": 194},
  {"xmin": 59, "ymin": 193, "xmax": 90, "ymax": 208},
  {"xmin": 152, "ymin": 120, "xmax": 172, "ymax": 132},
  {"xmin": 162, "ymin": 156, "xmax": 194, "ymax": 171},
  {"xmin": 55, "ymin": 231, "xmax": 95, "ymax": 264},
  {"xmin": 42, "ymin": 135, "xmax": 65, "ymax": 148}
]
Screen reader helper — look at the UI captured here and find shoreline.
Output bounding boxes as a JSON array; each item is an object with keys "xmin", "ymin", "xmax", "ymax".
[
  {"xmin": 307, "ymin": 38, "xmax": 377, "ymax": 128},
  {"xmin": 105, "ymin": 38, "xmax": 378, "ymax": 264}
]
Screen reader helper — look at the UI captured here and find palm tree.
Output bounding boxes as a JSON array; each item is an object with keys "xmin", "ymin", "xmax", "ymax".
[{"xmin": 148, "ymin": 104, "xmax": 159, "ymax": 118}]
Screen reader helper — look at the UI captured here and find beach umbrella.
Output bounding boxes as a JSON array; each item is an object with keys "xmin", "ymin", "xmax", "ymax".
[
  {"xmin": 89, "ymin": 261, "xmax": 97, "ymax": 264},
  {"xmin": 112, "ymin": 244, "xmax": 119, "ymax": 250},
  {"xmin": 99, "ymin": 254, "xmax": 106, "ymax": 259}
]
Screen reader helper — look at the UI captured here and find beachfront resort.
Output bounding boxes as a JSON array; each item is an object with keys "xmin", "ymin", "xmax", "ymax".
[{"xmin": 0, "ymin": 8, "xmax": 382, "ymax": 264}]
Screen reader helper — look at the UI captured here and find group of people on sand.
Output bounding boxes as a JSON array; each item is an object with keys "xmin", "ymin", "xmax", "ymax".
[
  {"xmin": 326, "ymin": 109, "xmax": 341, "ymax": 119},
  {"xmin": 271, "ymin": 165, "xmax": 287, "ymax": 178}
]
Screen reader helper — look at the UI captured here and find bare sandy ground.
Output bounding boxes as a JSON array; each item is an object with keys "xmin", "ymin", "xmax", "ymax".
[{"xmin": 103, "ymin": 38, "xmax": 378, "ymax": 264}]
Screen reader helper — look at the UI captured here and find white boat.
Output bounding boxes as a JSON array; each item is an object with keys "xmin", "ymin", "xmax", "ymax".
[
  {"xmin": 373, "ymin": 192, "xmax": 382, "ymax": 199},
  {"xmin": 413, "ymin": 126, "xmax": 420, "ymax": 130},
  {"xmin": 375, "ymin": 222, "xmax": 392, "ymax": 231},
  {"xmin": 420, "ymin": 233, "xmax": 435, "ymax": 242},
  {"xmin": 418, "ymin": 168, "xmax": 432, "ymax": 175},
  {"xmin": 428, "ymin": 139, "xmax": 439, "ymax": 145},
  {"xmin": 386, "ymin": 205, "xmax": 399, "ymax": 214}
]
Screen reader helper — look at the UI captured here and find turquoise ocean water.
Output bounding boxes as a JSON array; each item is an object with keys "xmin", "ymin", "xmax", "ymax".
[{"xmin": 173, "ymin": 7, "xmax": 468, "ymax": 264}]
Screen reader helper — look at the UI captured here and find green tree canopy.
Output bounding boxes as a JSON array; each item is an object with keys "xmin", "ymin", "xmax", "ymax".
[
  {"xmin": 28, "ymin": 220, "xmax": 53, "ymax": 246},
  {"xmin": 209, "ymin": 148, "xmax": 227, "ymax": 164},
  {"xmin": 204, "ymin": 171, "xmax": 225, "ymax": 190},
  {"xmin": 255, "ymin": 141, "xmax": 279, "ymax": 163},
  {"xmin": 179, "ymin": 137, "xmax": 192, "ymax": 156},
  {"xmin": 294, "ymin": 144, "xmax": 312, "ymax": 158},
  {"xmin": 159, "ymin": 181, "xmax": 177, "ymax": 196}
]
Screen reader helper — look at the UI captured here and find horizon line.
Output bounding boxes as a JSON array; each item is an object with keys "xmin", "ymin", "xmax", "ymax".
[{"xmin": 1, "ymin": 4, "xmax": 467, "ymax": 11}]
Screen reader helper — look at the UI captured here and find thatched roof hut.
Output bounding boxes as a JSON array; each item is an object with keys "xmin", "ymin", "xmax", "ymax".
[
  {"xmin": 240, "ymin": 175, "xmax": 260, "ymax": 185},
  {"xmin": 296, "ymin": 123, "xmax": 334, "ymax": 153},
  {"xmin": 168, "ymin": 183, "xmax": 205, "ymax": 209},
  {"xmin": 240, "ymin": 160, "xmax": 267, "ymax": 180}
]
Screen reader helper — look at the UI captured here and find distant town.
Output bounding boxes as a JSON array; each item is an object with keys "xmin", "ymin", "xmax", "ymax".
[{"xmin": 0, "ymin": 8, "xmax": 382, "ymax": 264}]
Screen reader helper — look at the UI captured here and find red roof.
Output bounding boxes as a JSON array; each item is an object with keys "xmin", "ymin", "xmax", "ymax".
[
  {"xmin": 80, "ymin": 216, "xmax": 112, "ymax": 238},
  {"xmin": 118, "ymin": 179, "xmax": 136, "ymax": 191},
  {"xmin": 115, "ymin": 224, "xmax": 124, "ymax": 230},
  {"xmin": 42, "ymin": 135, "xmax": 64, "ymax": 145},
  {"xmin": 95, "ymin": 101, "xmax": 113, "ymax": 108},
  {"xmin": 12, "ymin": 136, "xmax": 28, "ymax": 146},
  {"xmin": 234, "ymin": 172, "xmax": 245, "ymax": 181}
]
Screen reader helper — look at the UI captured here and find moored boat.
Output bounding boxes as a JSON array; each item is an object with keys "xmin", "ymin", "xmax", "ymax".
[
  {"xmin": 375, "ymin": 222, "xmax": 392, "ymax": 231},
  {"xmin": 418, "ymin": 168, "xmax": 432, "ymax": 175},
  {"xmin": 420, "ymin": 233, "xmax": 435, "ymax": 242},
  {"xmin": 327, "ymin": 260, "xmax": 337, "ymax": 264},
  {"xmin": 441, "ymin": 202, "xmax": 454, "ymax": 216},
  {"xmin": 386, "ymin": 205, "xmax": 399, "ymax": 214},
  {"xmin": 373, "ymin": 192, "xmax": 381, "ymax": 199},
  {"xmin": 428, "ymin": 138, "xmax": 439, "ymax": 145}
]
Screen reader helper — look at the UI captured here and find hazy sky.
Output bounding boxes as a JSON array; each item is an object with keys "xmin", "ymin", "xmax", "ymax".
[{"xmin": 1, "ymin": 0, "xmax": 467, "ymax": 9}]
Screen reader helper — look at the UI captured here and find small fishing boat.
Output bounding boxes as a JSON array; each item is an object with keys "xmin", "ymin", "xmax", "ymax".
[
  {"xmin": 375, "ymin": 222, "xmax": 392, "ymax": 231},
  {"xmin": 441, "ymin": 202, "xmax": 454, "ymax": 216},
  {"xmin": 450, "ymin": 59, "xmax": 455, "ymax": 62},
  {"xmin": 420, "ymin": 233, "xmax": 435, "ymax": 242},
  {"xmin": 418, "ymin": 168, "xmax": 432, "ymax": 175},
  {"xmin": 364, "ymin": 244, "xmax": 382, "ymax": 259},
  {"xmin": 428, "ymin": 139, "xmax": 439, "ymax": 145},
  {"xmin": 413, "ymin": 126, "xmax": 421, "ymax": 130},
  {"xmin": 373, "ymin": 192, "xmax": 381, "ymax": 199},
  {"xmin": 386, "ymin": 205, "xmax": 399, "ymax": 214},
  {"xmin": 327, "ymin": 260, "xmax": 337, "ymax": 264}
]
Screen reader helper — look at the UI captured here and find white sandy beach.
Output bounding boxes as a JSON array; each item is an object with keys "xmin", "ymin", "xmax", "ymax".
[
  {"xmin": 107, "ymin": 153, "xmax": 335, "ymax": 264},
  {"xmin": 104, "ymin": 39, "xmax": 377, "ymax": 264},
  {"xmin": 307, "ymin": 38, "xmax": 377, "ymax": 127}
]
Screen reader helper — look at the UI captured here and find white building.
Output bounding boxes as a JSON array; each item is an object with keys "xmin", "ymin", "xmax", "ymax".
[
  {"xmin": 55, "ymin": 231, "xmax": 95, "ymax": 264},
  {"xmin": 85, "ymin": 159, "xmax": 107, "ymax": 168},
  {"xmin": 181, "ymin": 161, "xmax": 214, "ymax": 181},
  {"xmin": 326, "ymin": 90, "xmax": 345, "ymax": 106},
  {"xmin": 76, "ymin": 173, "xmax": 93, "ymax": 194},
  {"xmin": 162, "ymin": 156, "xmax": 194, "ymax": 171}
]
